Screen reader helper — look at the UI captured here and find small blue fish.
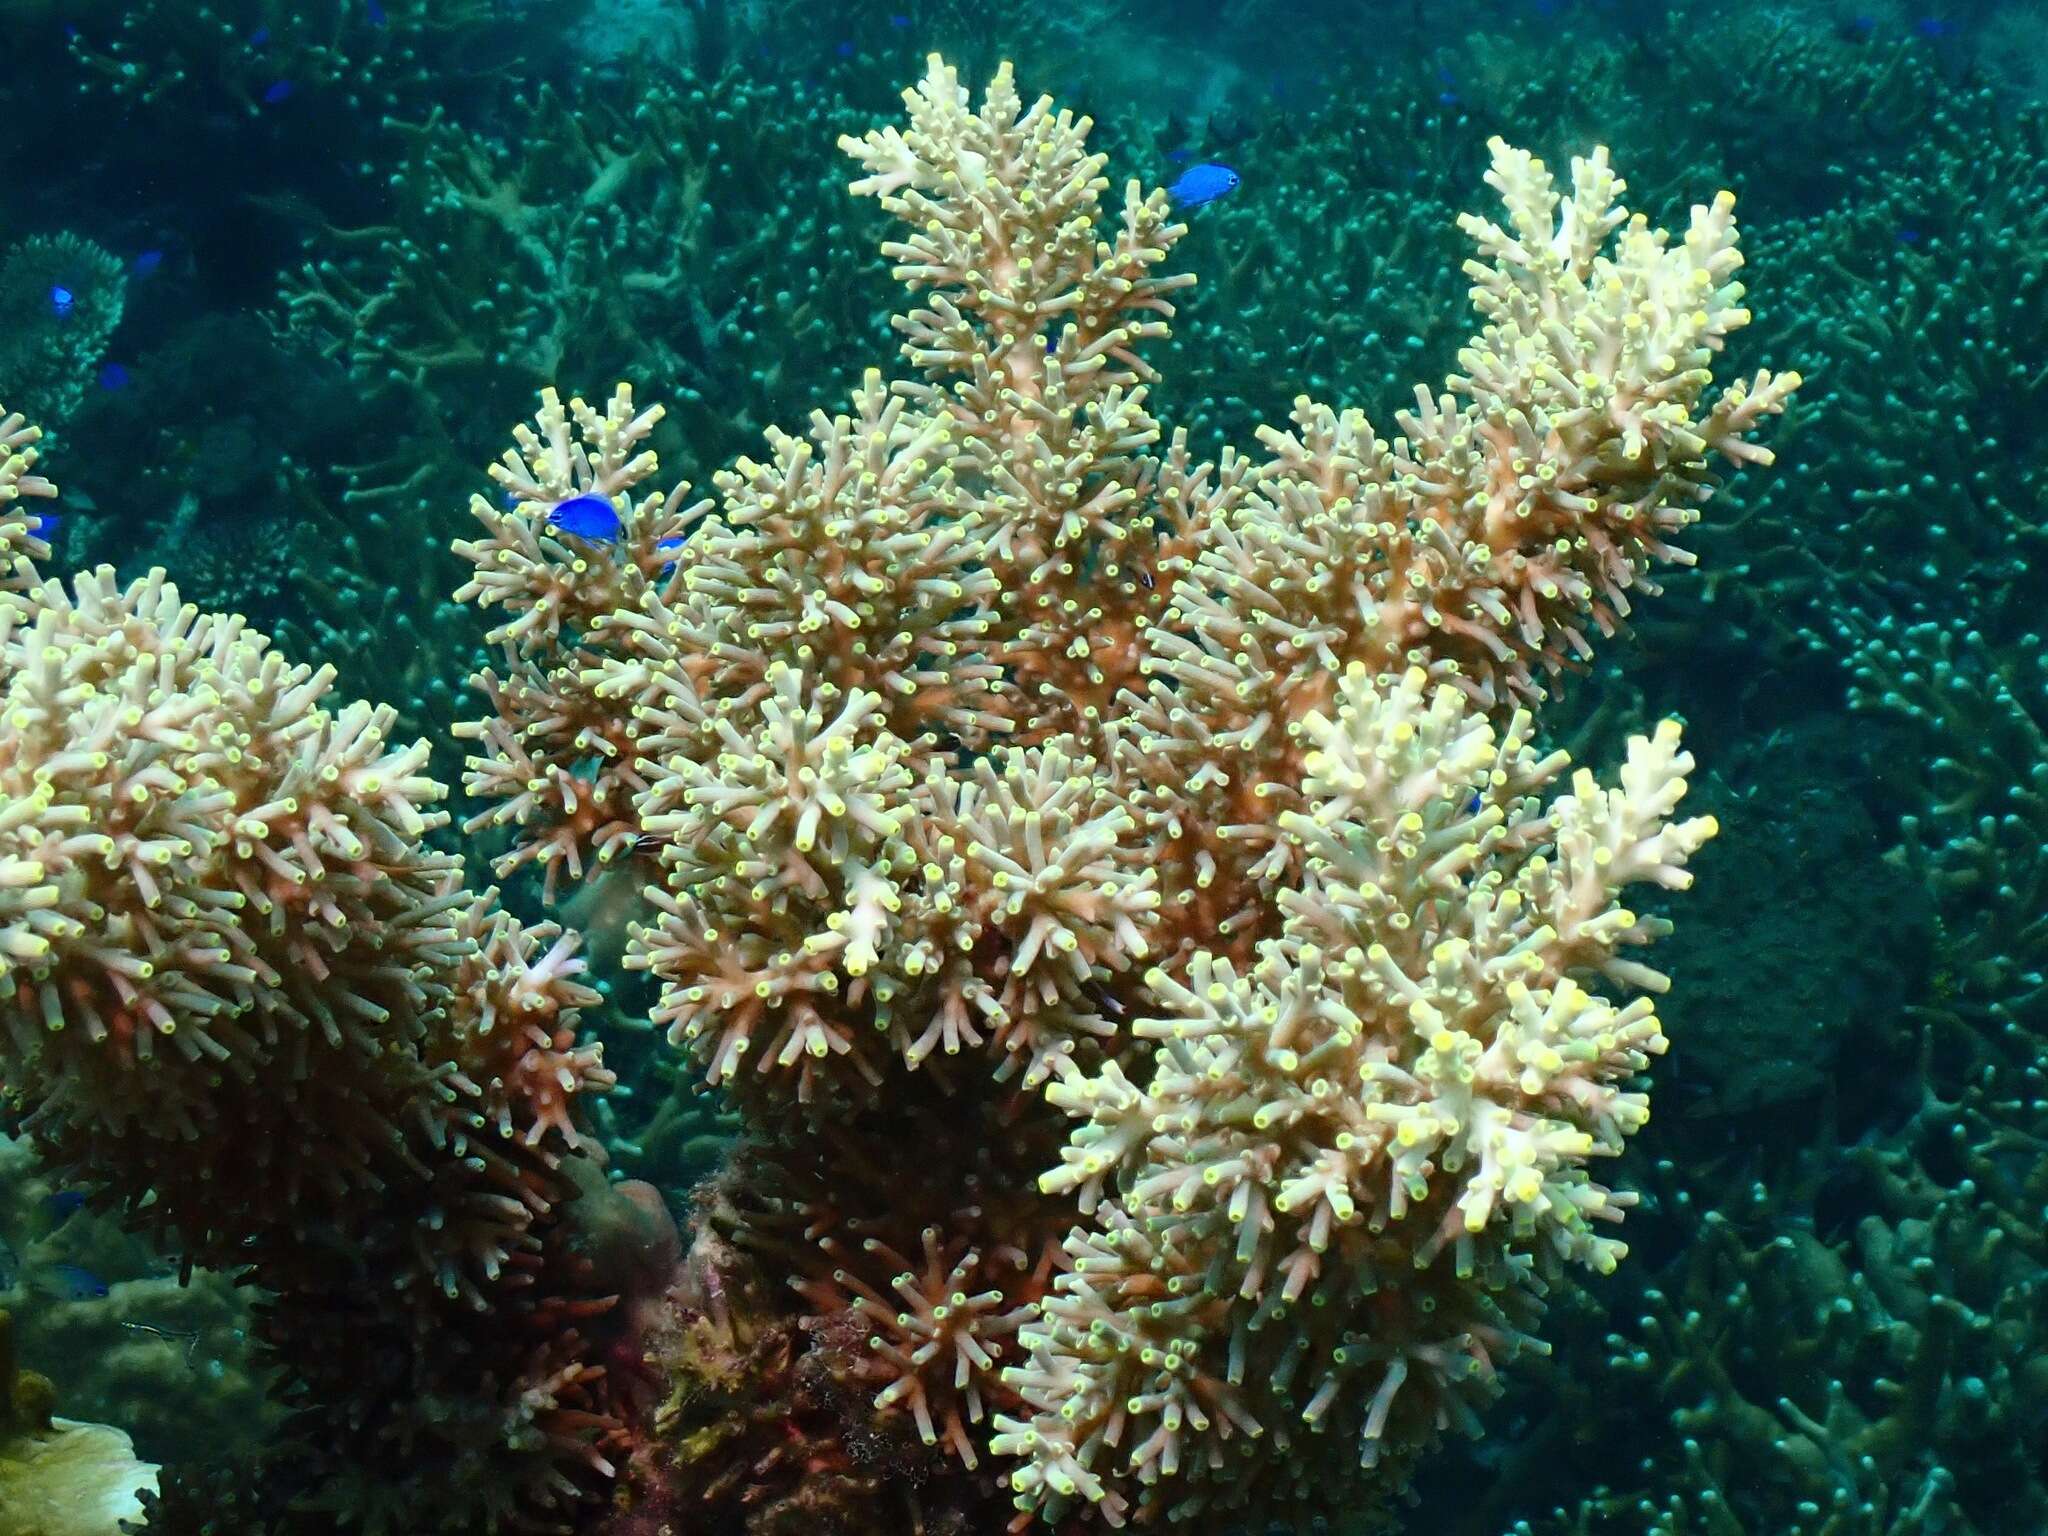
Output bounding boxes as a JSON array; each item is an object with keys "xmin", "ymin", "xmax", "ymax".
[
  {"xmin": 888, "ymin": 12, "xmax": 909, "ymax": 27},
  {"xmin": 1897, "ymin": 228, "xmax": 1922, "ymax": 244},
  {"xmin": 34, "ymin": 1263, "xmax": 110, "ymax": 1301},
  {"xmin": 49, "ymin": 284, "xmax": 75, "ymax": 318},
  {"xmin": 99, "ymin": 362, "xmax": 131, "ymax": 391},
  {"xmin": 835, "ymin": 39, "xmax": 856, "ymax": 58},
  {"xmin": 1913, "ymin": 16, "xmax": 1951, "ymax": 39},
  {"xmin": 26, "ymin": 511, "xmax": 62, "ymax": 539},
  {"xmin": 249, "ymin": 25, "xmax": 270, "ymax": 46},
  {"xmin": 43, "ymin": 1190, "xmax": 88, "ymax": 1223},
  {"xmin": 366, "ymin": 0, "xmax": 388, "ymax": 25},
  {"xmin": 1166, "ymin": 163, "xmax": 1240, "ymax": 210},
  {"xmin": 656, "ymin": 533, "xmax": 686, "ymax": 577},
  {"xmin": 262, "ymin": 79, "xmax": 294, "ymax": 105},
  {"xmin": 546, "ymin": 494, "xmax": 622, "ymax": 542},
  {"xmin": 133, "ymin": 249, "xmax": 164, "ymax": 277},
  {"xmin": 1465, "ymin": 791, "xmax": 1483, "ymax": 815}
]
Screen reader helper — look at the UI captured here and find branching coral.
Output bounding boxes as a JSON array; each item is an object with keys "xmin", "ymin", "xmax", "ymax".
[
  {"xmin": 63, "ymin": 0, "xmax": 535, "ymax": 118},
  {"xmin": 1001, "ymin": 678, "xmax": 1712, "ymax": 1526},
  {"xmin": 0, "ymin": 425, "xmax": 623, "ymax": 1532},
  {"xmin": 1115, "ymin": 150, "xmax": 1793, "ymax": 952},
  {"xmin": 1842, "ymin": 618, "xmax": 2048, "ymax": 1037},
  {"xmin": 450, "ymin": 53, "xmax": 1797, "ymax": 1530},
  {"xmin": 1479, "ymin": 970, "xmax": 2048, "ymax": 1536},
  {"xmin": 726, "ymin": 1088, "xmax": 1070, "ymax": 1467},
  {"xmin": 0, "ymin": 407, "xmax": 58, "ymax": 586},
  {"xmin": 453, "ymin": 383, "xmax": 706, "ymax": 900},
  {"xmin": 280, "ymin": 57, "xmax": 890, "ymax": 515},
  {"xmin": 618, "ymin": 1073, "xmax": 1075, "ymax": 1534}
]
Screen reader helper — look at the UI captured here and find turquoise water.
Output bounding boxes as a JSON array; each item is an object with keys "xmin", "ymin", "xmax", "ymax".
[{"xmin": 1, "ymin": 2, "xmax": 2044, "ymax": 1533}]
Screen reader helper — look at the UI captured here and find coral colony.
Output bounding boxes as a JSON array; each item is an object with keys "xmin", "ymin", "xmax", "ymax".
[{"xmin": 0, "ymin": 57, "xmax": 1796, "ymax": 1535}]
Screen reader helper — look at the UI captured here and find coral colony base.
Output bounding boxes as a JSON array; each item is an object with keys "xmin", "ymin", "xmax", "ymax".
[{"xmin": 0, "ymin": 56, "xmax": 1797, "ymax": 1536}]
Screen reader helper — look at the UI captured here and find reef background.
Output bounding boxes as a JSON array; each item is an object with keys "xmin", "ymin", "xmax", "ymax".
[{"xmin": 2, "ymin": 0, "xmax": 2045, "ymax": 1532}]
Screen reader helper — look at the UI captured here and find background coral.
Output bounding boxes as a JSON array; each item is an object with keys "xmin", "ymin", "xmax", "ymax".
[
  {"xmin": 0, "ymin": 234, "xmax": 126, "ymax": 435},
  {"xmin": 0, "ymin": 1132, "xmax": 274, "ymax": 1473}
]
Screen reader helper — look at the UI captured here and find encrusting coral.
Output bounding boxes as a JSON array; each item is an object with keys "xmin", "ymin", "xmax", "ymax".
[{"xmin": 447, "ymin": 54, "xmax": 1799, "ymax": 1533}]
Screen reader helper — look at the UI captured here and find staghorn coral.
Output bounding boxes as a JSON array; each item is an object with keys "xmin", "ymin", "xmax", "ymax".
[
  {"xmin": 1841, "ymin": 618, "xmax": 2048, "ymax": 1044},
  {"xmin": 450, "ymin": 53, "xmax": 1797, "ymax": 1529},
  {"xmin": 1690, "ymin": 41, "xmax": 2048, "ymax": 672},
  {"xmin": 609, "ymin": 1078, "xmax": 1076, "ymax": 1534},
  {"xmin": 0, "ymin": 428, "xmax": 624, "ymax": 1532},
  {"xmin": 727, "ymin": 1081, "xmax": 1070, "ymax": 1462},
  {"xmin": 0, "ymin": 406, "xmax": 58, "ymax": 585},
  {"xmin": 1478, "ymin": 965, "xmax": 2048, "ymax": 1536},
  {"xmin": 279, "ymin": 57, "xmax": 891, "ymax": 512},
  {"xmin": 452, "ymin": 383, "xmax": 707, "ymax": 902},
  {"xmin": 1001, "ymin": 678, "xmax": 1713, "ymax": 1526},
  {"xmin": 1113, "ymin": 156, "xmax": 1791, "ymax": 955}
]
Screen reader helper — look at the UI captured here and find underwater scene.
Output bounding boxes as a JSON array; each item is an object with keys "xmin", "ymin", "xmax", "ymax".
[{"xmin": 1, "ymin": 0, "xmax": 2045, "ymax": 1532}]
